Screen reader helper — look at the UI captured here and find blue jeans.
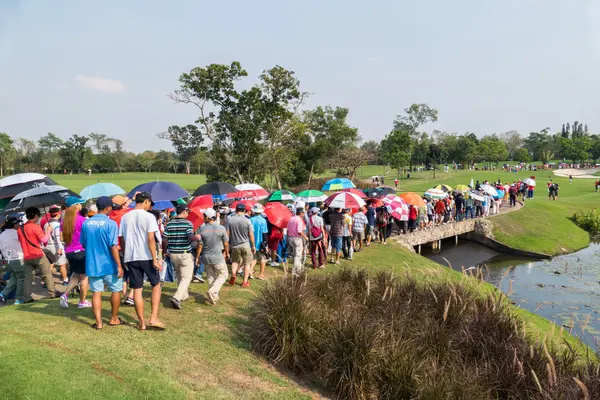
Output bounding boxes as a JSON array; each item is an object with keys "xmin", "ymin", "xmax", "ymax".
[
  {"xmin": 466, "ymin": 206, "xmax": 474, "ymax": 219},
  {"xmin": 192, "ymin": 248, "xmax": 204, "ymax": 276}
]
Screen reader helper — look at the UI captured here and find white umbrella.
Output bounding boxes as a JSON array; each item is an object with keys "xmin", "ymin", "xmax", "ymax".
[
  {"xmin": 424, "ymin": 188, "xmax": 448, "ymax": 199},
  {"xmin": 468, "ymin": 191, "xmax": 485, "ymax": 201},
  {"xmin": 479, "ymin": 184, "xmax": 498, "ymax": 197},
  {"xmin": 0, "ymin": 173, "xmax": 49, "ymax": 187},
  {"xmin": 523, "ymin": 178, "xmax": 536, "ymax": 186}
]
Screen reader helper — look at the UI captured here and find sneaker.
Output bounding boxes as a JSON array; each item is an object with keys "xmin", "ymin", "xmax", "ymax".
[
  {"xmin": 241, "ymin": 281, "xmax": 250, "ymax": 288},
  {"xmin": 77, "ymin": 300, "xmax": 92, "ymax": 309},
  {"xmin": 124, "ymin": 297, "xmax": 134, "ymax": 306},
  {"xmin": 196, "ymin": 275, "xmax": 205, "ymax": 283},
  {"xmin": 249, "ymin": 274, "xmax": 254, "ymax": 280},
  {"xmin": 14, "ymin": 299, "xmax": 23, "ymax": 305},
  {"xmin": 62, "ymin": 280, "xmax": 69, "ymax": 286},
  {"xmin": 237, "ymin": 270, "xmax": 244, "ymax": 277},
  {"xmin": 170, "ymin": 297, "xmax": 181, "ymax": 310},
  {"xmin": 229, "ymin": 277, "xmax": 236, "ymax": 286},
  {"xmin": 0, "ymin": 294, "xmax": 5, "ymax": 303},
  {"xmin": 59, "ymin": 294, "xmax": 69, "ymax": 309},
  {"xmin": 205, "ymin": 290, "xmax": 217, "ymax": 305}
]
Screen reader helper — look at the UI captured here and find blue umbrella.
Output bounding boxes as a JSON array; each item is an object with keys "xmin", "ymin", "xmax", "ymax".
[
  {"xmin": 493, "ymin": 189, "xmax": 505, "ymax": 199},
  {"xmin": 127, "ymin": 181, "xmax": 189, "ymax": 202},
  {"xmin": 80, "ymin": 183, "xmax": 126, "ymax": 201},
  {"xmin": 129, "ymin": 200, "xmax": 174, "ymax": 211},
  {"xmin": 321, "ymin": 178, "xmax": 356, "ymax": 191}
]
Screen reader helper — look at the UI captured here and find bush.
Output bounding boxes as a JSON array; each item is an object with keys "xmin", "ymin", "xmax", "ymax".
[
  {"xmin": 573, "ymin": 209, "xmax": 600, "ymax": 233},
  {"xmin": 250, "ymin": 268, "xmax": 599, "ymax": 400}
]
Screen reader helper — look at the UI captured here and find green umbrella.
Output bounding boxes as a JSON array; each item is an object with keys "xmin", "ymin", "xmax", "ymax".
[
  {"xmin": 296, "ymin": 190, "xmax": 327, "ymax": 203},
  {"xmin": 268, "ymin": 190, "xmax": 296, "ymax": 202}
]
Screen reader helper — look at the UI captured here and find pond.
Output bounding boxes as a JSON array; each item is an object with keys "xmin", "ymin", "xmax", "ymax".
[{"xmin": 422, "ymin": 239, "xmax": 600, "ymax": 350}]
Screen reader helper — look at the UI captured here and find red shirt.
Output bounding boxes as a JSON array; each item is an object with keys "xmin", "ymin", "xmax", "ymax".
[
  {"xmin": 435, "ymin": 201, "xmax": 446, "ymax": 214},
  {"xmin": 409, "ymin": 207, "xmax": 418, "ymax": 220},
  {"xmin": 109, "ymin": 208, "xmax": 131, "ymax": 227},
  {"xmin": 17, "ymin": 222, "xmax": 48, "ymax": 261}
]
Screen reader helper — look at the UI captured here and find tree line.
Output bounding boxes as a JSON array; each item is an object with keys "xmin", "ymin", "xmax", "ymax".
[{"xmin": 3, "ymin": 61, "xmax": 600, "ymax": 184}]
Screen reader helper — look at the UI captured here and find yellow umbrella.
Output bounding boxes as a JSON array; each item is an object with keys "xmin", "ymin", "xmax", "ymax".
[
  {"xmin": 434, "ymin": 184, "xmax": 453, "ymax": 192},
  {"xmin": 454, "ymin": 184, "xmax": 470, "ymax": 193}
]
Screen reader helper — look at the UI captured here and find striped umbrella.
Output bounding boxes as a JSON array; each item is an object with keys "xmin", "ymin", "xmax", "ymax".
[
  {"xmin": 382, "ymin": 195, "xmax": 409, "ymax": 221},
  {"xmin": 434, "ymin": 184, "xmax": 453, "ymax": 192},
  {"xmin": 324, "ymin": 192, "xmax": 366, "ymax": 209},
  {"xmin": 424, "ymin": 188, "xmax": 448, "ymax": 199},
  {"xmin": 342, "ymin": 188, "xmax": 367, "ymax": 198},
  {"xmin": 321, "ymin": 178, "xmax": 355, "ymax": 191},
  {"xmin": 296, "ymin": 190, "xmax": 327, "ymax": 203},
  {"xmin": 268, "ymin": 190, "xmax": 296, "ymax": 202},
  {"xmin": 229, "ymin": 183, "xmax": 269, "ymax": 200},
  {"xmin": 399, "ymin": 192, "xmax": 426, "ymax": 207}
]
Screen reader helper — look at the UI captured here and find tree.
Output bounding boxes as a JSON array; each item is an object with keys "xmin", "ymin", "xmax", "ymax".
[
  {"xmin": 512, "ymin": 147, "xmax": 531, "ymax": 163},
  {"xmin": 331, "ymin": 146, "xmax": 373, "ymax": 181},
  {"xmin": 585, "ymin": 124, "xmax": 589, "ymax": 135},
  {"xmin": 560, "ymin": 136, "xmax": 591, "ymax": 164},
  {"xmin": 0, "ymin": 133, "xmax": 15, "ymax": 176},
  {"xmin": 15, "ymin": 138, "xmax": 38, "ymax": 172},
  {"xmin": 425, "ymin": 143, "xmax": 448, "ymax": 178},
  {"xmin": 524, "ymin": 132, "xmax": 551, "ymax": 161},
  {"xmin": 565, "ymin": 122, "xmax": 571, "ymax": 138},
  {"xmin": 561, "ymin": 124, "xmax": 566, "ymax": 137},
  {"xmin": 590, "ymin": 135, "xmax": 600, "ymax": 161},
  {"xmin": 380, "ymin": 129, "xmax": 412, "ymax": 176},
  {"xmin": 572, "ymin": 121, "xmax": 579, "ymax": 139},
  {"xmin": 158, "ymin": 124, "xmax": 204, "ymax": 174},
  {"xmin": 455, "ymin": 133, "xmax": 479, "ymax": 167},
  {"xmin": 392, "ymin": 104, "xmax": 438, "ymax": 170},
  {"xmin": 137, "ymin": 151, "xmax": 157, "ymax": 172},
  {"xmin": 60, "ymin": 135, "xmax": 91, "ymax": 173},
  {"xmin": 499, "ymin": 131, "xmax": 523, "ymax": 160},
  {"xmin": 360, "ymin": 140, "xmax": 380, "ymax": 165},
  {"xmin": 540, "ymin": 150, "xmax": 555, "ymax": 164},
  {"xmin": 38, "ymin": 133, "xmax": 64, "ymax": 173},
  {"xmin": 478, "ymin": 135, "xmax": 508, "ymax": 165}
]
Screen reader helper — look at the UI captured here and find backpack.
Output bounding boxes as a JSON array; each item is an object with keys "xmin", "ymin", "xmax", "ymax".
[
  {"xmin": 377, "ymin": 209, "xmax": 387, "ymax": 225},
  {"xmin": 309, "ymin": 216, "xmax": 321, "ymax": 239},
  {"xmin": 270, "ymin": 227, "xmax": 283, "ymax": 240}
]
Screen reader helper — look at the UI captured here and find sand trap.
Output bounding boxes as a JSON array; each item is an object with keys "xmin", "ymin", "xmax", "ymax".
[{"xmin": 553, "ymin": 168, "xmax": 600, "ymax": 179}]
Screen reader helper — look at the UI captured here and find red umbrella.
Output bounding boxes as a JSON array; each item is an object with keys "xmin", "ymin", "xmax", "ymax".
[
  {"xmin": 264, "ymin": 202, "xmax": 292, "ymax": 229},
  {"xmin": 230, "ymin": 199, "xmax": 257, "ymax": 211},
  {"xmin": 366, "ymin": 198, "xmax": 384, "ymax": 208},
  {"xmin": 228, "ymin": 188, "xmax": 269, "ymax": 201},
  {"xmin": 187, "ymin": 208, "xmax": 205, "ymax": 230},
  {"xmin": 342, "ymin": 188, "xmax": 367, "ymax": 199},
  {"xmin": 382, "ymin": 195, "xmax": 409, "ymax": 221},
  {"xmin": 188, "ymin": 195, "xmax": 213, "ymax": 209}
]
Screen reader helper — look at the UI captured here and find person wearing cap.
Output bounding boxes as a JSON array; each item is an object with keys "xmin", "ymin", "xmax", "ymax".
[
  {"xmin": 163, "ymin": 204, "xmax": 200, "ymax": 310},
  {"xmin": 119, "ymin": 191, "xmax": 165, "ymax": 330},
  {"xmin": 307, "ymin": 207, "xmax": 326, "ymax": 269},
  {"xmin": 0, "ymin": 216, "xmax": 26, "ymax": 304},
  {"xmin": 19, "ymin": 207, "xmax": 55, "ymax": 303},
  {"xmin": 80, "ymin": 197, "xmax": 124, "ymax": 329},
  {"xmin": 226, "ymin": 202, "xmax": 255, "ymax": 288},
  {"xmin": 198, "ymin": 208, "xmax": 229, "ymax": 305},
  {"xmin": 59, "ymin": 196, "xmax": 91, "ymax": 309},
  {"xmin": 286, "ymin": 207, "xmax": 308, "ymax": 275},
  {"xmin": 249, "ymin": 203, "xmax": 268, "ymax": 280},
  {"xmin": 341, "ymin": 209, "xmax": 353, "ymax": 260},
  {"xmin": 44, "ymin": 205, "xmax": 68, "ymax": 285}
]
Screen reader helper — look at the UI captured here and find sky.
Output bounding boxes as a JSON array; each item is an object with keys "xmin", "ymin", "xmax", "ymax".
[{"xmin": 1, "ymin": 0, "xmax": 600, "ymax": 152}]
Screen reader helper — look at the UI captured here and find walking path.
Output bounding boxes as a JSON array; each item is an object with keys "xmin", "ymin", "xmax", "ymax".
[{"xmin": 553, "ymin": 168, "xmax": 599, "ymax": 179}]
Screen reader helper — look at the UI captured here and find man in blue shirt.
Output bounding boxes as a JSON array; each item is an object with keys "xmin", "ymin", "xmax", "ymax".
[
  {"xmin": 249, "ymin": 204, "xmax": 268, "ymax": 280},
  {"xmin": 365, "ymin": 203, "xmax": 376, "ymax": 247},
  {"xmin": 80, "ymin": 196, "xmax": 123, "ymax": 330}
]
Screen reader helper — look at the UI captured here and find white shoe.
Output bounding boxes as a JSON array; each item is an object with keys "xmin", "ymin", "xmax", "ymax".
[{"xmin": 59, "ymin": 294, "xmax": 68, "ymax": 309}]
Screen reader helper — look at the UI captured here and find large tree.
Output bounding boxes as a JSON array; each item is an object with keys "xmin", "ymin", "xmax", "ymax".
[
  {"xmin": 391, "ymin": 103, "xmax": 438, "ymax": 170},
  {"xmin": 380, "ymin": 129, "xmax": 412, "ymax": 176},
  {"xmin": 60, "ymin": 134, "xmax": 92, "ymax": 173},
  {"xmin": 0, "ymin": 133, "xmax": 15, "ymax": 176},
  {"xmin": 158, "ymin": 124, "xmax": 204, "ymax": 175},
  {"xmin": 478, "ymin": 135, "xmax": 508, "ymax": 165},
  {"xmin": 38, "ymin": 133, "xmax": 64, "ymax": 173}
]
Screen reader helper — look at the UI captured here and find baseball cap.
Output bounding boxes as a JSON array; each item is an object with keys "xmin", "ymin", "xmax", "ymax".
[
  {"xmin": 295, "ymin": 200, "xmax": 306, "ymax": 210},
  {"xmin": 135, "ymin": 192, "xmax": 154, "ymax": 206},
  {"xmin": 96, "ymin": 196, "xmax": 116, "ymax": 210},
  {"xmin": 219, "ymin": 206, "xmax": 230, "ymax": 215},
  {"xmin": 204, "ymin": 208, "xmax": 217, "ymax": 220},
  {"xmin": 48, "ymin": 205, "xmax": 61, "ymax": 215},
  {"xmin": 65, "ymin": 196, "xmax": 85, "ymax": 208},
  {"xmin": 235, "ymin": 202, "xmax": 246, "ymax": 212},
  {"xmin": 176, "ymin": 204, "xmax": 189, "ymax": 214},
  {"xmin": 112, "ymin": 195, "xmax": 128, "ymax": 206},
  {"xmin": 251, "ymin": 203, "xmax": 264, "ymax": 214},
  {"xmin": 310, "ymin": 207, "xmax": 320, "ymax": 215}
]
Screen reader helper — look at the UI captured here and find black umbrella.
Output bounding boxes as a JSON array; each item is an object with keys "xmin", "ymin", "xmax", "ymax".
[
  {"xmin": 192, "ymin": 182, "xmax": 236, "ymax": 199},
  {"xmin": 376, "ymin": 186, "xmax": 397, "ymax": 196},
  {"xmin": 364, "ymin": 188, "xmax": 382, "ymax": 198},
  {"xmin": 4, "ymin": 185, "xmax": 79, "ymax": 213},
  {"xmin": 0, "ymin": 173, "xmax": 59, "ymax": 199}
]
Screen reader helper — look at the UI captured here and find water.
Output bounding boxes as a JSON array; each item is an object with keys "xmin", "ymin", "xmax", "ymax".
[{"xmin": 422, "ymin": 240, "xmax": 600, "ymax": 350}]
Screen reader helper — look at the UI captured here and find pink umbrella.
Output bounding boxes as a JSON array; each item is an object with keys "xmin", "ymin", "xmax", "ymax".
[
  {"xmin": 382, "ymin": 195, "xmax": 409, "ymax": 221},
  {"xmin": 341, "ymin": 188, "xmax": 367, "ymax": 199},
  {"xmin": 324, "ymin": 192, "xmax": 366, "ymax": 209}
]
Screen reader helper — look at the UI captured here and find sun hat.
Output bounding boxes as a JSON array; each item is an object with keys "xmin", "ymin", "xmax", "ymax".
[
  {"xmin": 251, "ymin": 203, "xmax": 264, "ymax": 214},
  {"xmin": 65, "ymin": 196, "xmax": 85, "ymax": 207}
]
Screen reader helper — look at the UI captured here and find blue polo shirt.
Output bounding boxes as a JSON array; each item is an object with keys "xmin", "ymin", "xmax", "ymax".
[
  {"xmin": 80, "ymin": 214, "xmax": 119, "ymax": 278},
  {"xmin": 250, "ymin": 215, "xmax": 268, "ymax": 251}
]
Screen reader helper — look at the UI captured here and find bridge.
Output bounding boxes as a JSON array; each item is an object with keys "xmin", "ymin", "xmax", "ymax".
[{"xmin": 395, "ymin": 219, "xmax": 478, "ymax": 253}]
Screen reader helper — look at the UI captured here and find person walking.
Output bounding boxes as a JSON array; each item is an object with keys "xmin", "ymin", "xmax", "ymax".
[
  {"xmin": 394, "ymin": 178, "xmax": 399, "ymax": 188},
  {"xmin": 454, "ymin": 194, "xmax": 464, "ymax": 222},
  {"xmin": 328, "ymin": 208, "xmax": 344, "ymax": 264},
  {"xmin": 227, "ymin": 203, "xmax": 255, "ymax": 288},
  {"xmin": 59, "ymin": 196, "xmax": 91, "ymax": 309},
  {"xmin": 465, "ymin": 196, "xmax": 474, "ymax": 219},
  {"xmin": 341, "ymin": 209, "xmax": 353, "ymax": 259},
  {"xmin": 44, "ymin": 206, "xmax": 68, "ymax": 286},
  {"xmin": 509, "ymin": 184, "xmax": 517, "ymax": 207},
  {"xmin": 119, "ymin": 192, "xmax": 164, "ymax": 330},
  {"xmin": 80, "ymin": 197, "xmax": 124, "ymax": 329},
  {"xmin": 164, "ymin": 204, "xmax": 199, "ymax": 310},
  {"xmin": 287, "ymin": 208, "xmax": 308, "ymax": 274},
  {"xmin": 352, "ymin": 207, "xmax": 368, "ymax": 253},
  {"xmin": 365, "ymin": 202, "xmax": 376, "ymax": 246},
  {"xmin": 307, "ymin": 207, "xmax": 326, "ymax": 269},
  {"xmin": 0, "ymin": 216, "xmax": 26, "ymax": 304},
  {"xmin": 198, "ymin": 208, "xmax": 229, "ymax": 305},
  {"xmin": 249, "ymin": 204, "xmax": 268, "ymax": 280},
  {"xmin": 109, "ymin": 194, "xmax": 133, "ymax": 305},
  {"xmin": 19, "ymin": 207, "xmax": 55, "ymax": 303}
]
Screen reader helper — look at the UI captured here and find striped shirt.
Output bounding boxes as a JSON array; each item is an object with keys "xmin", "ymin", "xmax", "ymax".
[
  {"xmin": 352, "ymin": 212, "xmax": 368, "ymax": 233},
  {"xmin": 164, "ymin": 218, "xmax": 194, "ymax": 253}
]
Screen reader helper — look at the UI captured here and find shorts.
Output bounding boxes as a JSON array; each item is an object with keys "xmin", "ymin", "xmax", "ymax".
[
  {"xmin": 325, "ymin": 225, "xmax": 331, "ymax": 233},
  {"xmin": 126, "ymin": 260, "xmax": 160, "ymax": 289},
  {"xmin": 331, "ymin": 236, "xmax": 343, "ymax": 253},
  {"xmin": 256, "ymin": 251, "xmax": 267, "ymax": 262},
  {"xmin": 352, "ymin": 231, "xmax": 365, "ymax": 243},
  {"xmin": 267, "ymin": 237, "xmax": 280, "ymax": 252},
  {"xmin": 427, "ymin": 214, "xmax": 433, "ymax": 222},
  {"xmin": 89, "ymin": 274, "xmax": 123, "ymax": 293},
  {"xmin": 418, "ymin": 214, "xmax": 427, "ymax": 223},
  {"xmin": 66, "ymin": 250, "xmax": 86, "ymax": 275},
  {"xmin": 366, "ymin": 225, "xmax": 374, "ymax": 235},
  {"xmin": 46, "ymin": 245, "xmax": 67, "ymax": 265},
  {"xmin": 231, "ymin": 245, "xmax": 253, "ymax": 266}
]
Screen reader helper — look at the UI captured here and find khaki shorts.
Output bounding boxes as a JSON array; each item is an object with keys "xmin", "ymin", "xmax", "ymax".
[
  {"xmin": 352, "ymin": 231, "xmax": 365, "ymax": 243},
  {"xmin": 256, "ymin": 251, "xmax": 268, "ymax": 262},
  {"xmin": 231, "ymin": 245, "xmax": 253, "ymax": 265}
]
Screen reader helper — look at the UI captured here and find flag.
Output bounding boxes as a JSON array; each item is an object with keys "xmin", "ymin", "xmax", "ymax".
[{"xmin": 469, "ymin": 178, "xmax": 474, "ymax": 188}]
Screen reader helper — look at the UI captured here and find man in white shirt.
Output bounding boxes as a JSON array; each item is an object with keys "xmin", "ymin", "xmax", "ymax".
[
  {"xmin": 0, "ymin": 216, "xmax": 26, "ymax": 304},
  {"xmin": 119, "ymin": 192, "xmax": 164, "ymax": 330}
]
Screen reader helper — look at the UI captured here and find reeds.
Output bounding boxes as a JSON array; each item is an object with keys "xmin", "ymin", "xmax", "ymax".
[{"xmin": 249, "ymin": 268, "xmax": 600, "ymax": 400}]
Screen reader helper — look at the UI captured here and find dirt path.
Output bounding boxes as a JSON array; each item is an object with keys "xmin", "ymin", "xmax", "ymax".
[{"xmin": 553, "ymin": 168, "xmax": 599, "ymax": 179}]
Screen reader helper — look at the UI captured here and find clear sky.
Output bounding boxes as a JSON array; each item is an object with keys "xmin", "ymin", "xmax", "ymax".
[{"xmin": 1, "ymin": 0, "xmax": 599, "ymax": 152}]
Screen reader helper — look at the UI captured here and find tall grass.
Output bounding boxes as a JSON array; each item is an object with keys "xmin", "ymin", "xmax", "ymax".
[
  {"xmin": 573, "ymin": 209, "xmax": 600, "ymax": 233},
  {"xmin": 250, "ymin": 268, "xmax": 600, "ymax": 400}
]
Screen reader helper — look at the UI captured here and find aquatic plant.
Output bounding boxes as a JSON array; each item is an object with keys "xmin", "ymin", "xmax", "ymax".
[{"xmin": 573, "ymin": 209, "xmax": 600, "ymax": 233}]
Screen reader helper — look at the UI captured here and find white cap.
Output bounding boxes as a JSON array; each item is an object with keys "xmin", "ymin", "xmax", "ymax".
[
  {"xmin": 295, "ymin": 200, "xmax": 305, "ymax": 210},
  {"xmin": 251, "ymin": 203, "xmax": 264, "ymax": 214},
  {"xmin": 204, "ymin": 208, "xmax": 217, "ymax": 219}
]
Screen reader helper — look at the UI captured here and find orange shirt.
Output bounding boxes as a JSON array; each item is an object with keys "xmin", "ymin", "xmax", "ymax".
[
  {"xmin": 109, "ymin": 208, "xmax": 131, "ymax": 227},
  {"xmin": 17, "ymin": 222, "xmax": 48, "ymax": 261}
]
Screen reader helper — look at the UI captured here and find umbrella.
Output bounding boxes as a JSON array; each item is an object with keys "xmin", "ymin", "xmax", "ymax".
[
  {"xmin": 192, "ymin": 182, "xmax": 236, "ymax": 201},
  {"xmin": 342, "ymin": 188, "xmax": 367, "ymax": 199},
  {"xmin": 0, "ymin": 173, "xmax": 58, "ymax": 199},
  {"xmin": 382, "ymin": 195, "xmax": 409, "ymax": 221},
  {"xmin": 188, "ymin": 195, "xmax": 214, "ymax": 210},
  {"xmin": 494, "ymin": 189, "xmax": 505, "ymax": 199},
  {"xmin": 424, "ymin": 188, "xmax": 448, "ymax": 199},
  {"xmin": 469, "ymin": 191, "xmax": 485, "ymax": 201},
  {"xmin": 129, "ymin": 200, "xmax": 174, "ymax": 211},
  {"xmin": 434, "ymin": 184, "xmax": 453, "ymax": 192},
  {"xmin": 128, "ymin": 181, "xmax": 188, "ymax": 202},
  {"xmin": 229, "ymin": 183, "xmax": 269, "ymax": 200},
  {"xmin": 366, "ymin": 198, "xmax": 384, "ymax": 208},
  {"xmin": 264, "ymin": 202, "xmax": 293, "ymax": 229},
  {"xmin": 523, "ymin": 178, "xmax": 536, "ymax": 186},
  {"xmin": 187, "ymin": 208, "xmax": 205, "ymax": 230},
  {"xmin": 4, "ymin": 185, "xmax": 79, "ymax": 212},
  {"xmin": 375, "ymin": 186, "xmax": 396, "ymax": 196},
  {"xmin": 479, "ymin": 184, "xmax": 498, "ymax": 197},
  {"xmin": 399, "ymin": 192, "xmax": 426, "ymax": 207},
  {"xmin": 296, "ymin": 190, "xmax": 327, "ymax": 203},
  {"xmin": 454, "ymin": 184, "xmax": 470, "ymax": 193},
  {"xmin": 268, "ymin": 190, "xmax": 296, "ymax": 202},
  {"xmin": 324, "ymin": 192, "xmax": 366, "ymax": 209},
  {"xmin": 321, "ymin": 178, "xmax": 355, "ymax": 191},
  {"xmin": 80, "ymin": 183, "xmax": 126, "ymax": 201},
  {"xmin": 229, "ymin": 199, "xmax": 257, "ymax": 211}
]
